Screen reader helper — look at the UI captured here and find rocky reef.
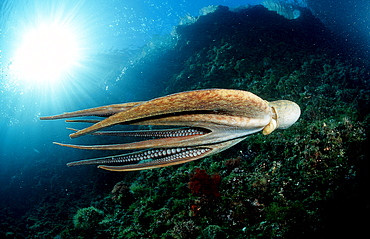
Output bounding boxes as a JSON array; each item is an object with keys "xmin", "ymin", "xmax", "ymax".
[
  {"xmin": 3, "ymin": 4, "xmax": 369, "ymax": 238},
  {"xmin": 262, "ymin": 1, "xmax": 301, "ymax": 19}
]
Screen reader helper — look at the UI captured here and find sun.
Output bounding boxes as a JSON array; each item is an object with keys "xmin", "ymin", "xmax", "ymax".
[{"xmin": 10, "ymin": 22, "xmax": 81, "ymax": 87}]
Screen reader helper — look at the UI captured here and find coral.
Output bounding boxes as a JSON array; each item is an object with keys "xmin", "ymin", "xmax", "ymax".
[
  {"xmin": 170, "ymin": 220, "xmax": 199, "ymax": 239},
  {"xmin": 202, "ymin": 225, "xmax": 225, "ymax": 239},
  {"xmin": 111, "ymin": 181, "xmax": 133, "ymax": 206},
  {"xmin": 73, "ymin": 206, "xmax": 104, "ymax": 230},
  {"xmin": 224, "ymin": 156, "xmax": 241, "ymax": 172},
  {"xmin": 188, "ymin": 168, "xmax": 222, "ymax": 218},
  {"xmin": 188, "ymin": 168, "xmax": 221, "ymax": 197}
]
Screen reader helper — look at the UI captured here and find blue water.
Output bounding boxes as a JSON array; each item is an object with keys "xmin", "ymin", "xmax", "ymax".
[{"xmin": 0, "ymin": 0, "xmax": 369, "ymax": 237}]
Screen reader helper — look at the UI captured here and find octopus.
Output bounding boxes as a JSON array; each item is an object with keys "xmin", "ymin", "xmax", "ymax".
[{"xmin": 40, "ymin": 89, "xmax": 301, "ymax": 172}]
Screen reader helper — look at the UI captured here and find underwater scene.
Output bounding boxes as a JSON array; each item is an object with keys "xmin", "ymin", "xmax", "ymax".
[{"xmin": 0, "ymin": 0, "xmax": 369, "ymax": 238}]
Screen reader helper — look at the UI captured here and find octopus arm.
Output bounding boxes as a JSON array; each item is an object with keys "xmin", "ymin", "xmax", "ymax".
[
  {"xmin": 67, "ymin": 137, "xmax": 245, "ymax": 171},
  {"xmin": 67, "ymin": 89, "xmax": 269, "ymax": 139}
]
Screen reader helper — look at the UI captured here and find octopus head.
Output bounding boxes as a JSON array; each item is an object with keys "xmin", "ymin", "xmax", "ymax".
[{"xmin": 263, "ymin": 100, "xmax": 301, "ymax": 135}]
